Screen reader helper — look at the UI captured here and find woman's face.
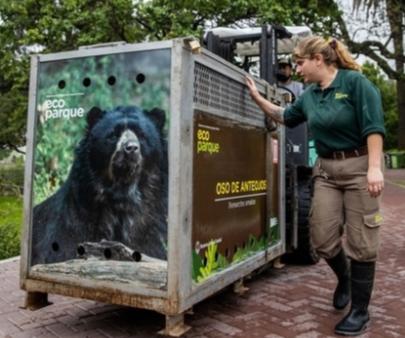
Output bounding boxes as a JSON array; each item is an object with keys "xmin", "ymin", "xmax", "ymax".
[{"xmin": 295, "ymin": 56, "xmax": 321, "ymax": 83}]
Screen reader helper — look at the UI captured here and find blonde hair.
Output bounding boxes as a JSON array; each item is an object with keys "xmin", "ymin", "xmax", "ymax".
[{"xmin": 293, "ymin": 36, "xmax": 361, "ymax": 71}]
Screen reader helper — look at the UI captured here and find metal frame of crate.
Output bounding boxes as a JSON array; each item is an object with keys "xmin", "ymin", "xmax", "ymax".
[{"xmin": 20, "ymin": 38, "xmax": 287, "ymax": 336}]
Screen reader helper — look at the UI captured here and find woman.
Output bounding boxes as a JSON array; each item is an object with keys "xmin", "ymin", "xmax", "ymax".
[{"xmin": 246, "ymin": 36, "xmax": 385, "ymax": 336}]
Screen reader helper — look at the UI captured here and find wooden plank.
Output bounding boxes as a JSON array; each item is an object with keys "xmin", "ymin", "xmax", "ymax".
[
  {"xmin": 23, "ymin": 277, "xmax": 173, "ymax": 314},
  {"xmin": 20, "ymin": 55, "xmax": 39, "ymax": 286},
  {"xmin": 158, "ymin": 313, "xmax": 191, "ymax": 337},
  {"xmin": 278, "ymin": 125, "xmax": 287, "ymax": 249},
  {"xmin": 30, "ymin": 258, "xmax": 167, "ymax": 290},
  {"xmin": 166, "ymin": 39, "xmax": 195, "ymax": 312},
  {"xmin": 24, "ymin": 291, "xmax": 51, "ymax": 310},
  {"xmin": 38, "ymin": 40, "xmax": 173, "ymax": 62}
]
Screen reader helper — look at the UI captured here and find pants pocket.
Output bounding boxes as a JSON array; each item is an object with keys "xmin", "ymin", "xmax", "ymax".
[
  {"xmin": 349, "ymin": 211, "xmax": 382, "ymax": 261},
  {"xmin": 363, "ymin": 212, "xmax": 383, "ymax": 228}
]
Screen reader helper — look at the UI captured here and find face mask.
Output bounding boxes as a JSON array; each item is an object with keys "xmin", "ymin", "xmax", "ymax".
[{"xmin": 276, "ymin": 72, "xmax": 291, "ymax": 82}]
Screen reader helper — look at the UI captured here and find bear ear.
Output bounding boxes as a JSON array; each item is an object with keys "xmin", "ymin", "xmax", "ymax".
[
  {"xmin": 148, "ymin": 108, "xmax": 166, "ymax": 131},
  {"xmin": 86, "ymin": 106, "xmax": 105, "ymax": 130}
]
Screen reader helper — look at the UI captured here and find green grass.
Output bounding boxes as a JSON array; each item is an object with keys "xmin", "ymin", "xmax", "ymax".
[{"xmin": 0, "ymin": 195, "xmax": 23, "ymax": 260}]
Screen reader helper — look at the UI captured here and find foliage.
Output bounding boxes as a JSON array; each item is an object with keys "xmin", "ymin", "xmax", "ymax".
[
  {"xmin": 338, "ymin": 0, "xmax": 404, "ymax": 147},
  {"xmin": 193, "ymin": 232, "xmax": 274, "ymax": 282},
  {"xmin": 269, "ymin": 220, "xmax": 280, "ymax": 244},
  {"xmin": 0, "ymin": 0, "xmax": 342, "ymax": 151},
  {"xmin": 0, "ymin": 161, "xmax": 24, "ymax": 259},
  {"xmin": 232, "ymin": 234, "xmax": 269, "ymax": 264},
  {"xmin": 196, "ymin": 241, "xmax": 220, "ymax": 283},
  {"xmin": 0, "ymin": 0, "xmax": 142, "ymax": 151},
  {"xmin": 0, "ymin": 0, "xmax": 401, "ymax": 148},
  {"xmin": 0, "ymin": 87, "xmax": 27, "ymax": 153},
  {"xmin": 192, "ymin": 250, "xmax": 204, "ymax": 281},
  {"xmin": 0, "ymin": 149, "xmax": 11, "ymax": 161},
  {"xmin": 362, "ymin": 62, "xmax": 398, "ymax": 150},
  {"xmin": 195, "ymin": 241, "xmax": 231, "ymax": 283},
  {"xmin": 0, "ymin": 196, "xmax": 23, "ymax": 259},
  {"xmin": 134, "ymin": 0, "xmax": 341, "ymax": 40},
  {"xmin": 0, "ymin": 161, "xmax": 24, "ymax": 196}
]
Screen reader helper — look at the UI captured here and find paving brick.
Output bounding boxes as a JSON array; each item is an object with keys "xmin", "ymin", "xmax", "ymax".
[
  {"xmin": 295, "ymin": 332, "xmax": 322, "ymax": 338},
  {"xmin": 264, "ymin": 334, "xmax": 284, "ymax": 338},
  {"xmin": 209, "ymin": 319, "xmax": 242, "ymax": 336},
  {"xmin": 1, "ymin": 170, "xmax": 405, "ymax": 337},
  {"xmin": 46, "ymin": 322, "xmax": 78, "ymax": 337},
  {"xmin": 261, "ymin": 300, "xmax": 293, "ymax": 312},
  {"xmin": 291, "ymin": 313, "xmax": 316, "ymax": 324},
  {"xmin": 5, "ymin": 327, "xmax": 58, "ymax": 338},
  {"xmin": 0, "ymin": 318, "xmax": 21, "ymax": 335},
  {"xmin": 291, "ymin": 321, "xmax": 320, "ymax": 333}
]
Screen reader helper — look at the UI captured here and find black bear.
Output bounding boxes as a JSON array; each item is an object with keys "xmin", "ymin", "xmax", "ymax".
[{"xmin": 32, "ymin": 106, "xmax": 168, "ymax": 265}]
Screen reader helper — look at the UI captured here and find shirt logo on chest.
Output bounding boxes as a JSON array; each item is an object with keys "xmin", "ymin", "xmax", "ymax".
[{"xmin": 335, "ymin": 92, "xmax": 349, "ymax": 99}]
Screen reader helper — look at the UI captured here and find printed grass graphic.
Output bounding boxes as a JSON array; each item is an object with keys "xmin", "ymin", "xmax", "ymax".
[{"xmin": 193, "ymin": 229, "xmax": 279, "ymax": 283}]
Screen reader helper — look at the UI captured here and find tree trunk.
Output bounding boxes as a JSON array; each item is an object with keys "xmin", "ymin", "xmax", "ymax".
[
  {"xmin": 397, "ymin": 79, "xmax": 405, "ymax": 148},
  {"xmin": 386, "ymin": 0, "xmax": 404, "ymax": 148}
]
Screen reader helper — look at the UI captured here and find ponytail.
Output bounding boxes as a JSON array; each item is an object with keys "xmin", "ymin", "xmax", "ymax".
[{"xmin": 293, "ymin": 36, "xmax": 361, "ymax": 71}]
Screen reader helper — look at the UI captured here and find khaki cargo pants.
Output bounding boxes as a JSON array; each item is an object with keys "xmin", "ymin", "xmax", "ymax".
[{"xmin": 310, "ymin": 155, "xmax": 383, "ymax": 262}]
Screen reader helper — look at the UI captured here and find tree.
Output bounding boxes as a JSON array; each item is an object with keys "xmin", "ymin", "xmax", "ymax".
[
  {"xmin": 336, "ymin": 0, "xmax": 404, "ymax": 148},
  {"xmin": 133, "ymin": 0, "xmax": 342, "ymax": 41},
  {"xmin": 0, "ymin": 0, "xmax": 341, "ymax": 151},
  {"xmin": 0, "ymin": 0, "xmax": 142, "ymax": 152},
  {"xmin": 1, "ymin": 0, "xmax": 400, "ymax": 150}
]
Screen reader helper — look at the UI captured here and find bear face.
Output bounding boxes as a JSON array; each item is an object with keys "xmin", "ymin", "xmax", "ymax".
[{"xmin": 84, "ymin": 106, "xmax": 165, "ymax": 186}]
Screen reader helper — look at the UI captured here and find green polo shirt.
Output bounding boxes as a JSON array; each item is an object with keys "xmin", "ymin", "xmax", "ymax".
[{"xmin": 283, "ymin": 69, "xmax": 385, "ymax": 157}]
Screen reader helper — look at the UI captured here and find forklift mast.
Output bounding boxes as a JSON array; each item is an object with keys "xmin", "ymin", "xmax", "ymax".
[
  {"xmin": 204, "ymin": 24, "xmax": 292, "ymax": 85},
  {"xmin": 204, "ymin": 24, "xmax": 311, "ymax": 168}
]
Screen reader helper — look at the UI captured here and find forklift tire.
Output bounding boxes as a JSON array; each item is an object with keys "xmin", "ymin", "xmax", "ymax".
[
  {"xmin": 284, "ymin": 174, "xmax": 320, "ymax": 265},
  {"xmin": 295, "ymin": 177, "xmax": 320, "ymax": 265}
]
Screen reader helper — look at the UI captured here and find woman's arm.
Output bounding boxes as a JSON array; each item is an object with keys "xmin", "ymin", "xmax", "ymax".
[
  {"xmin": 245, "ymin": 76, "xmax": 285, "ymax": 124},
  {"xmin": 367, "ymin": 133, "xmax": 384, "ymax": 198}
]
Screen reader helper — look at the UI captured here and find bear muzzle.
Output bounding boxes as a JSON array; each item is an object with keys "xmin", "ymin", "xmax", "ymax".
[
  {"xmin": 109, "ymin": 139, "xmax": 143, "ymax": 182},
  {"xmin": 123, "ymin": 140, "xmax": 139, "ymax": 155}
]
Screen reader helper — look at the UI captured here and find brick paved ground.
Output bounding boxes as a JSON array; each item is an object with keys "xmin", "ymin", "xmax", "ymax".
[{"xmin": 1, "ymin": 169, "xmax": 404, "ymax": 338}]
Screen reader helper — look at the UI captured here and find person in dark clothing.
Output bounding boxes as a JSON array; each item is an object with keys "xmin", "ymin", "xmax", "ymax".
[{"xmin": 277, "ymin": 57, "xmax": 304, "ymax": 99}]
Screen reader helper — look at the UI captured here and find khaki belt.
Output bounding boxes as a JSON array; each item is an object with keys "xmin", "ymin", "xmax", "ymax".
[{"xmin": 322, "ymin": 146, "xmax": 368, "ymax": 160}]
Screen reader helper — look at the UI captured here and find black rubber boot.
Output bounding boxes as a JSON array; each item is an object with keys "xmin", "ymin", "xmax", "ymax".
[
  {"xmin": 325, "ymin": 249, "xmax": 350, "ymax": 310},
  {"xmin": 335, "ymin": 260, "xmax": 376, "ymax": 336}
]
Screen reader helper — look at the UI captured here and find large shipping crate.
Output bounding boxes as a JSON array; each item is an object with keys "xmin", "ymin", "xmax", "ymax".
[{"xmin": 20, "ymin": 38, "xmax": 286, "ymax": 335}]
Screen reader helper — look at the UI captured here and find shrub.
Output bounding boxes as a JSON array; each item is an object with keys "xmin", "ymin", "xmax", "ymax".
[
  {"xmin": 0, "ymin": 196, "xmax": 23, "ymax": 259},
  {"xmin": 0, "ymin": 149, "xmax": 11, "ymax": 161},
  {"xmin": 0, "ymin": 160, "xmax": 24, "ymax": 196}
]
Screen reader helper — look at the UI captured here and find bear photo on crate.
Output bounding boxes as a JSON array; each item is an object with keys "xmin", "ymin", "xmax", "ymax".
[{"xmin": 31, "ymin": 105, "xmax": 168, "ymax": 265}]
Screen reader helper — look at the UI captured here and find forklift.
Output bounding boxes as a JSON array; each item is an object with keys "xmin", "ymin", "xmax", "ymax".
[{"xmin": 204, "ymin": 25, "xmax": 319, "ymax": 264}]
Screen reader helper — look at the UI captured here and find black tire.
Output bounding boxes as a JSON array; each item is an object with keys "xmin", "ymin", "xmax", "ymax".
[
  {"xmin": 295, "ymin": 175, "xmax": 319, "ymax": 265},
  {"xmin": 284, "ymin": 169, "xmax": 320, "ymax": 265}
]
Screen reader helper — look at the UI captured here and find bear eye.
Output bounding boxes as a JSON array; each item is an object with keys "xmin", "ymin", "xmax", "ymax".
[{"xmin": 106, "ymin": 133, "xmax": 117, "ymax": 142}]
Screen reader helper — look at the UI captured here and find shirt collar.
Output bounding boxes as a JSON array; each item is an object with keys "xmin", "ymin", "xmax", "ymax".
[{"xmin": 313, "ymin": 69, "xmax": 343, "ymax": 92}]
